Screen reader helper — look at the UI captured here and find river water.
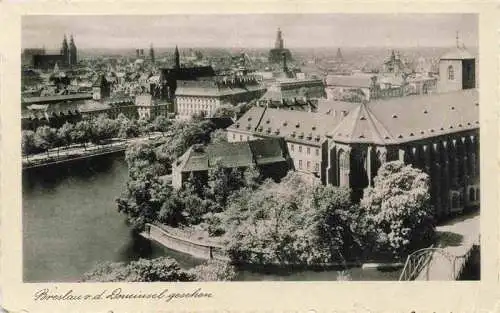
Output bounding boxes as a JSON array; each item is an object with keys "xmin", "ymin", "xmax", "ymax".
[{"xmin": 22, "ymin": 153, "xmax": 401, "ymax": 282}]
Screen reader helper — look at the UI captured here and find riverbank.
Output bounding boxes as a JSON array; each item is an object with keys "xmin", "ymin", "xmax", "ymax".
[
  {"xmin": 22, "ymin": 132, "xmax": 165, "ymax": 169},
  {"xmin": 141, "ymin": 222, "xmax": 405, "ymax": 271}
]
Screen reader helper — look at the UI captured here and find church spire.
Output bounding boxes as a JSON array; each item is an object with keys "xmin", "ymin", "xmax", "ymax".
[{"xmin": 174, "ymin": 45, "xmax": 180, "ymax": 69}]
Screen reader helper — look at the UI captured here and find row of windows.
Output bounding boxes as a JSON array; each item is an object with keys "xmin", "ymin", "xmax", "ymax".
[
  {"xmin": 298, "ymin": 159, "xmax": 320, "ymax": 172},
  {"xmin": 179, "ymin": 103, "xmax": 216, "ymax": 110},
  {"xmin": 232, "ymin": 133, "xmax": 251, "ymax": 141},
  {"xmin": 289, "ymin": 144, "xmax": 320, "ymax": 156},
  {"xmin": 178, "ymin": 97, "xmax": 219, "ymax": 105}
]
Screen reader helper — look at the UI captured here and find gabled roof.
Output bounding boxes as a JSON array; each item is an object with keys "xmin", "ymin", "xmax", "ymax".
[
  {"xmin": 175, "ymin": 138, "xmax": 288, "ymax": 172},
  {"xmin": 229, "ymin": 106, "xmax": 345, "ymax": 146},
  {"xmin": 440, "ymin": 47, "xmax": 475, "ymax": 60},
  {"xmin": 331, "ymin": 89, "xmax": 479, "ymax": 144},
  {"xmin": 231, "ymin": 89, "xmax": 479, "ymax": 146}
]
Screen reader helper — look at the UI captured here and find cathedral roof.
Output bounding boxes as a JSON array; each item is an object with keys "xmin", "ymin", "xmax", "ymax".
[
  {"xmin": 331, "ymin": 89, "xmax": 478, "ymax": 144},
  {"xmin": 230, "ymin": 89, "xmax": 478, "ymax": 146},
  {"xmin": 440, "ymin": 47, "xmax": 475, "ymax": 60}
]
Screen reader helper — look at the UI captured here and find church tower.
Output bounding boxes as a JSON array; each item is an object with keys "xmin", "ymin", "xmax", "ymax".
[
  {"xmin": 174, "ymin": 45, "xmax": 180, "ymax": 69},
  {"xmin": 60, "ymin": 35, "xmax": 69, "ymax": 66},
  {"xmin": 149, "ymin": 43, "xmax": 155, "ymax": 64},
  {"xmin": 437, "ymin": 33, "xmax": 476, "ymax": 93},
  {"xmin": 275, "ymin": 28, "xmax": 284, "ymax": 49},
  {"xmin": 69, "ymin": 35, "xmax": 77, "ymax": 66}
]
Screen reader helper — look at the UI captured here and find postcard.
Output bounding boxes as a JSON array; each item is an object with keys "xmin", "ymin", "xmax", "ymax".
[{"xmin": 0, "ymin": 1, "xmax": 499, "ymax": 312}]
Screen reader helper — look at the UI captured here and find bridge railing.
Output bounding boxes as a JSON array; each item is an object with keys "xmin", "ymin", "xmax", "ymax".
[{"xmin": 399, "ymin": 245, "xmax": 435, "ymax": 281}]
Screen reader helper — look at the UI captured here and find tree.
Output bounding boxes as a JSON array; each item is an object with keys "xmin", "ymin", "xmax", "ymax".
[
  {"xmin": 152, "ymin": 115, "xmax": 172, "ymax": 135},
  {"xmin": 210, "ymin": 129, "xmax": 228, "ymax": 144},
  {"xmin": 90, "ymin": 114, "xmax": 119, "ymax": 144},
  {"xmin": 22, "ymin": 130, "xmax": 37, "ymax": 157},
  {"xmin": 221, "ymin": 172, "xmax": 350, "ymax": 265},
  {"xmin": 57, "ymin": 122, "xmax": 74, "ymax": 149},
  {"xmin": 212, "ymin": 104, "xmax": 236, "ymax": 119},
  {"xmin": 82, "ymin": 257, "xmax": 236, "ymax": 282},
  {"xmin": 82, "ymin": 257, "xmax": 195, "ymax": 282},
  {"xmin": 34, "ymin": 126, "xmax": 58, "ymax": 157},
  {"xmin": 359, "ymin": 161, "xmax": 436, "ymax": 259},
  {"xmin": 188, "ymin": 260, "xmax": 237, "ymax": 281},
  {"xmin": 72, "ymin": 120, "xmax": 92, "ymax": 150}
]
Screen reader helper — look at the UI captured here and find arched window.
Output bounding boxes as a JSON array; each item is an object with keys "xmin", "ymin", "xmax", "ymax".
[
  {"xmin": 447, "ymin": 65, "xmax": 455, "ymax": 80},
  {"xmin": 338, "ymin": 150, "xmax": 349, "ymax": 187}
]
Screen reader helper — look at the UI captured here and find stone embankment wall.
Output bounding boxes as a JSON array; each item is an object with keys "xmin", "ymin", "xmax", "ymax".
[{"xmin": 142, "ymin": 223, "xmax": 229, "ymax": 262}]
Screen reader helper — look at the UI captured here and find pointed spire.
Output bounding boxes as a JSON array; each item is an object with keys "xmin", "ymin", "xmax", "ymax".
[
  {"xmin": 174, "ymin": 45, "xmax": 180, "ymax": 69},
  {"xmin": 456, "ymin": 31, "xmax": 460, "ymax": 48}
]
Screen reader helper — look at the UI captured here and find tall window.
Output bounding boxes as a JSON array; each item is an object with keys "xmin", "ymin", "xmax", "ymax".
[
  {"xmin": 290, "ymin": 144, "xmax": 294, "ymax": 152},
  {"xmin": 299, "ymin": 160, "xmax": 303, "ymax": 169},
  {"xmin": 315, "ymin": 148, "xmax": 319, "ymax": 156},
  {"xmin": 315, "ymin": 162, "xmax": 319, "ymax": 172},
  {"xmin": 447, "ymin": 65, "xmax": 455, "ymax": 80},
  {"xmin": 338, "ymin": 150, "xmax": 349, "ymax": 186},
  {"xmin": 307, "ymin": 161, "xmax": 311, "ymax": 170},
  {"xmin": 299, "ymin": 146, "xmax": 302, "ymax": 153},
  {"xmin": 307, "ymin": 147, "xmax": 310, "ymax": 155}
]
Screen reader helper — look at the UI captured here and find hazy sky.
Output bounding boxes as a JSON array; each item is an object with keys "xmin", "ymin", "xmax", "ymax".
[{"xmin": 22, "ymin": 14, "xmax": 478, "ymax": 50}]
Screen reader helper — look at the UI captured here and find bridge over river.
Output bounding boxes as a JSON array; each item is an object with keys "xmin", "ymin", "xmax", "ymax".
[{"xmin": 400, "ymin": 210, "xmax": 480, "ymax": 281}]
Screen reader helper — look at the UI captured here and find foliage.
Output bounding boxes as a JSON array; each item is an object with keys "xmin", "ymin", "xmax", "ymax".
[
  {"xmin": 188, "ymin": 260, "xmax": 237, "ymax": 281},
  {"xmin": 81, "ymin": 257, "xmax": 195, "ymax": 282},
  {"xmin": 210, "ymin": 129, "xmax": 228, "ymax": 144},
  {"xmin": 89, "ymin": 114, "xmax": 119, "ymax": 144},
  {"xmin": 82, "ymin": 257, "xmax": 236, "ymax": 282},
  {"xmin": 34, "ymin": 126, "xmax": 59, "ymax": 155},
  {"xmin": 22, "ymin": 130, "xmax": 37, "ymax": 155},
  {"xmin": 72, "ymin": 121, "xmax": 92, "ymax": 148},
  {"xmin": 220, "ymin": 171, "xmax": 357, "ymax": 265},
  {"xmin": 212, "ymin": 104, "xmax": 237, "ymax": 119},
  {"xmin": 57, "ymin": 122, "xmax": 75, "ymax": 148},
  {"xmin": 359, "ymin": 161, "xmax": 435, "ymax": 258}
]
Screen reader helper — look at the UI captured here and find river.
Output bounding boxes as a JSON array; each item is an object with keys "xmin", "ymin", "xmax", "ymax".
[{"xmin": 22, "ymin": 153, "xmax": 401, "ymax": 282}]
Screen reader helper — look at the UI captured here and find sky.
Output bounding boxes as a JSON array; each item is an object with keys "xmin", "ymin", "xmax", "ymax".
[{"xmin": 22, "ymin": 14, "xmax": 478, "ymax": 50}]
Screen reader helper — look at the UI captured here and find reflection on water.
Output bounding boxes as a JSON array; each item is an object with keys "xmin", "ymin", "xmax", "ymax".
[{"xmin": 23, "ymin": 152, "xmax": 400, "ymax": 282}]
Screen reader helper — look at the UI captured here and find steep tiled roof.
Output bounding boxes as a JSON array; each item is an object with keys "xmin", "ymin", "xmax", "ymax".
[
  {"xmin": 331, "ymin": 89, "xmax": 479, "ymax": 144},
  {"xmin": 440, "ymin": 47, "xmax": 475, "ymax": 60},
  {"xmin": 229, "ymin": 106, "xmax": 345, "ymax": 145},
  {"xmin": 175, "ymin": 138, "xmax": 288, "ymax": 172},
  {"xmin": 316, "ymin": 99, "xmax": 360, "ymax": 115},
  {"xmin": 232, "ymin": 89, "xmax": 478, "ymax": 146}
]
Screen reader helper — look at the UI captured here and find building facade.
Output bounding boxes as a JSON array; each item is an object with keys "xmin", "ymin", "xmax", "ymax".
[{"xmin": 175, "ymin": 76, "xmax": 266, "ymax": 119}]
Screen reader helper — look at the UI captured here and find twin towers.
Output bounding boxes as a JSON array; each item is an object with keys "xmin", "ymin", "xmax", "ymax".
[{"xmin": 60, "ymin": 34, "xmax": 78, "ymax": 66}]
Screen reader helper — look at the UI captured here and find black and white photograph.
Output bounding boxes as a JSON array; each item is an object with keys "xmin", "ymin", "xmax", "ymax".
[{"xmin": 20, "ymin": 13, "xmax": 480, "ymax": 284}]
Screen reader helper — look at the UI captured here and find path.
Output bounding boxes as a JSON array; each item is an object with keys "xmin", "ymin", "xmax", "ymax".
[{"xmin": 415, "ymin": 210, "xmax": 480, "ymax": 280}]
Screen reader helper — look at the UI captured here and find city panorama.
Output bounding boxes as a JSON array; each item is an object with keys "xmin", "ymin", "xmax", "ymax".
[{"xmin": 21, "ymin": 14, "xmax": 479, "ymax": 282}]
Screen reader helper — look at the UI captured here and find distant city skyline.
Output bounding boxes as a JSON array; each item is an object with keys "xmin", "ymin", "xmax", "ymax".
[{"xmin": 22, "ymin": 14, "xmax": 478, "ymax": 50}]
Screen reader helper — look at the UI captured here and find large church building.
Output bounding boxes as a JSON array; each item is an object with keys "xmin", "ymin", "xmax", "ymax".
[{"xmin": 227, "ymin": 45, "xmax": 479, "ymax": 219}]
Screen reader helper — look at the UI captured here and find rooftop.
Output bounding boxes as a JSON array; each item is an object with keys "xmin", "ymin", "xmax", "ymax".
[
  {"xmin": 230, "ymin": 89, "xmax": 479, "ymax": 146},
  {"xmin": 440, "ymin": 47, "xmax": 475, "ymax": 60},
  {"xmin": 331, "ymin": 89, "xmax": 479, "ymax": 144},
  {"xmin": 175, "ymin": 137, "xmax": 289, "ymax": 172}
]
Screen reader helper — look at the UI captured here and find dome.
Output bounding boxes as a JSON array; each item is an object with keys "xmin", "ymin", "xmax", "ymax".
[{"xmin": 440, "ymin": 47, "xmax": 474, "ymax": 60}]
